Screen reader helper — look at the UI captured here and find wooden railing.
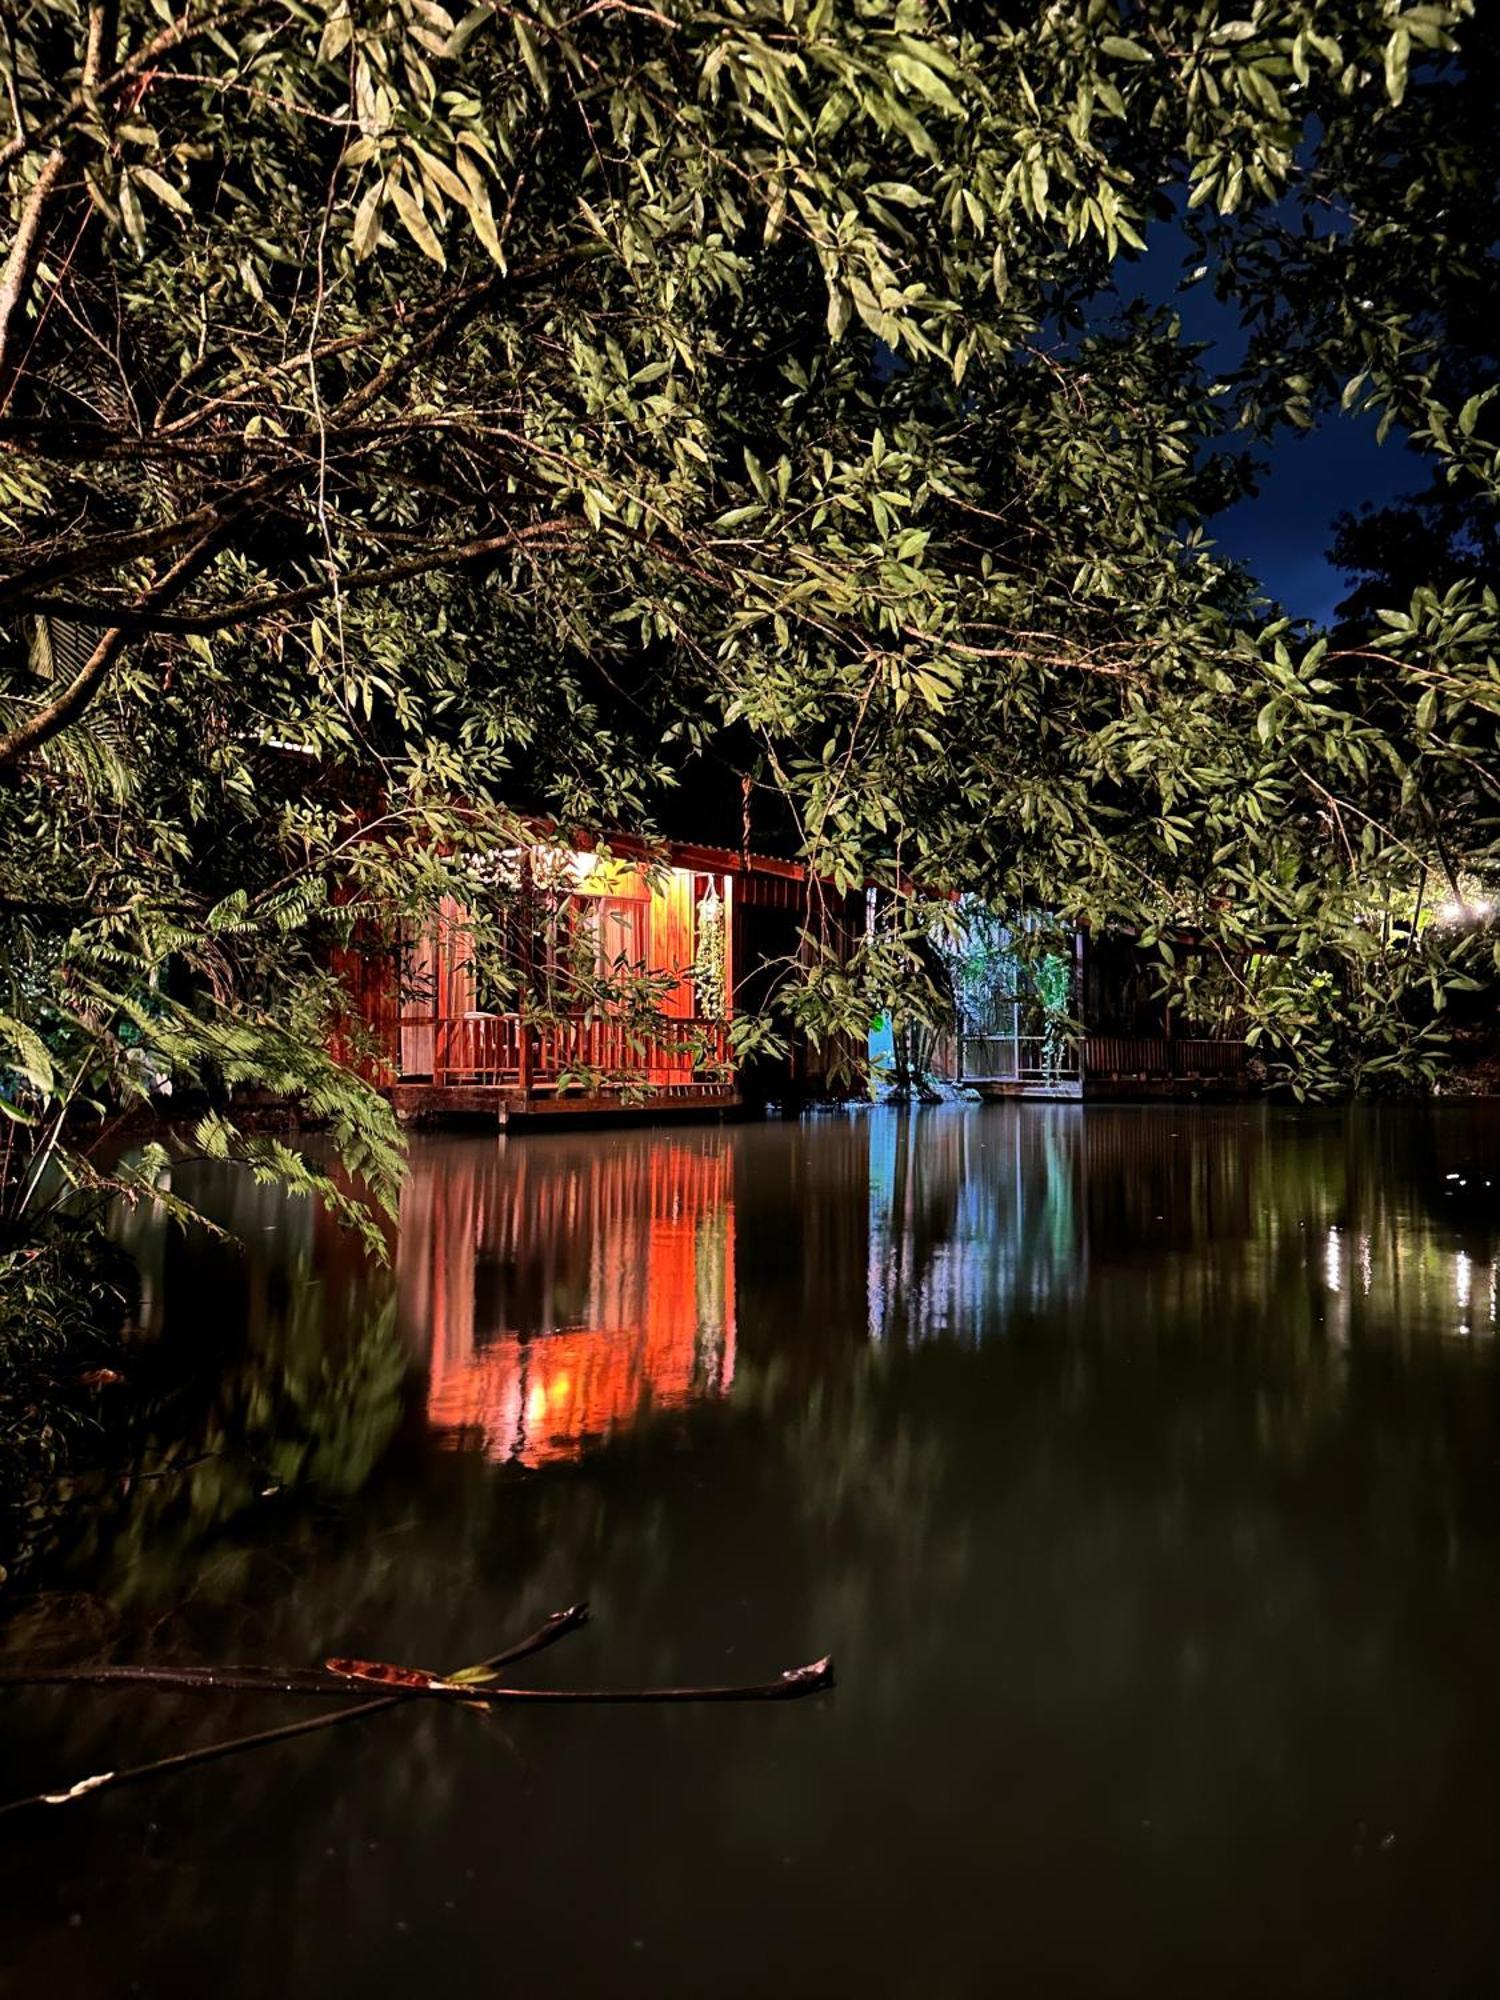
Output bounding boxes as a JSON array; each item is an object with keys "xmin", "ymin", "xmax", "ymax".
[
  {"xmin": 1167, "ymin": 1037, "xmax": 1247, "ymax": 1077},
  {"xmin": 432, "ymin": 1012, "xmax": 733, "ymax": 1092},
  {"xmin": 436, "ymin": 1012, "xmax": 527, "ymax": 1084},
  {"xmin": 961, "ymin": 1033, "xmax": 1247, "ymax": 1084},
  {"xmin": 960, "ymin": 1034, "xmax": 1080, "ymax": 1082},
  {"xmin": 1080, "ymin": 1035, "xmax": 1246, "ymax": 1079}
]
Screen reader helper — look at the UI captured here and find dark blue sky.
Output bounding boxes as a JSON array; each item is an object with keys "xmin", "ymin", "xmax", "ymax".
[
  {"xmin": 1215, "ymin": 408, "xmax": 1420, "ymax": 624},
  {"xmin": 1122, "ymin": 229, "xmax": 1422, "ymax": 625}
]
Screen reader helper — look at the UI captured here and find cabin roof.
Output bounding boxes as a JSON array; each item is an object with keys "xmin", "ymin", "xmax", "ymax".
[{"xmin": 566, "ymin": 827, "xmax": 808, "ymax": 883}]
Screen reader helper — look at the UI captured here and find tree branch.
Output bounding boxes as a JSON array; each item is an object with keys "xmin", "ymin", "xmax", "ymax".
[
  {"xmin": 0, "ymin": 524, "xmax": 229, "ymax": 768},
  {"xmin": 0, "ymin": 1605, "xmax": 592, "ymax": 1818},
  {"xmin": 27, "ymin": 520, "xmax": 583, "ymax": 630},
  {"xmin": 0, "ymin": 466, "xmax": 302, "ymax": 608},
  {"xmin": 0, "ymin": 147, "xmax": 67, "ymax": 409},
  {"xmin": 0, "ymin": 0, "xmax": 116, "ymax": 409},
  {"xmin": 0, "ymin": 3, "xmax": 265, "ymax": 175}
]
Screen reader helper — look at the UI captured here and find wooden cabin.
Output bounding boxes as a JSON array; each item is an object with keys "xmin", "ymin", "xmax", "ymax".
[
  {"xmin": 332, "ymin": 836, "xmax": 865, "ymax": 1125},
  {"xmin": 956, "ymin": 928, "xmax": 1249, "ymax": 1101}
]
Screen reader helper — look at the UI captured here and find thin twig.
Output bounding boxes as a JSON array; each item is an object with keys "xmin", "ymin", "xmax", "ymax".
[
  {"xmin": 0, "ymin": 2, "xmax": 267, "ymax": 175},
  {"xmin": 0, "ymin": 1651, "xmax": 835, "ymax": 1707},
  {"xmin": 0, "ymin": 1604, "xmax": 590, "ymax": 1817},
  {"xmin": 29, "ymin": 521, "xmax": 582, "ymax": 633}
]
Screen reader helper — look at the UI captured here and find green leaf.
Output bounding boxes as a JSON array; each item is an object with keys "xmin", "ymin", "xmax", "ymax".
[
  {"xmin": 133, "ymin": 166, "xmax": 192, "ymax": 217},
  {"xmin": 118, "ymin": 172, "xmax": 146, "ymax": 249},
  {"xmin": 410, "ymin": 142, "xmax": 470, "ymax": 209},
  {"xmin": 1384, "ymin": 28, "xmax": 1410, "ymax": 105},
  {"xmin": 1099, "ymin": 36, "xmax": 1151, "ymax": 62},
  {"xmin": 886, "ymin": 50, "xmax": 965, "ymax": 117},
  {"xmin": 390, "ymin": 181, "xmax": 446, "ymax": 267},
  {"xmin": 1458, "ymin": 390, "xmax": 1491, "ymax": 437},
  {"xmin": 514, "ymin": 17, "xmax": 550, "ymax": 100},
  {"xmin": 445, "ymin": 3, "xmax": 493, "ymax": 56},
  {"xmin": 351, "ymin": 177, "xmax": 385, "ymax": 259},
  {"xmin": 0, "ymin": 1016, "xmax": 55, "ymax": 1095}
]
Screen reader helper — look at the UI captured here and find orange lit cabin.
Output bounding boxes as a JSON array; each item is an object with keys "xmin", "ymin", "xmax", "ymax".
[{"xmin": 332, "ymin": 836, "xmax": 865, "ymax": 1125}]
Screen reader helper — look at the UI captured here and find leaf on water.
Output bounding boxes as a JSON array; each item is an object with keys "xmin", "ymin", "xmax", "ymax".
[
  {"xmin": 324, "ymin": 1657, "xmax": 449, "ymax": 1689},
  {"xmin": 447, "ymin": 1662, "xmax": 504, "ymax": 1686}
]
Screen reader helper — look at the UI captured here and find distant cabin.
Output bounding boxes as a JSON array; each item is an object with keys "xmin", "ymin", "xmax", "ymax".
[{"xmin": 952, "ymin": 926, "xmax": 1249, "ymax": 1100}]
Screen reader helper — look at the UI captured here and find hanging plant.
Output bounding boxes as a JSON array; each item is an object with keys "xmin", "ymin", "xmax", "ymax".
[{"xmin": 693, "ymin": 880, "xmax": 727, "ymax": 1020}]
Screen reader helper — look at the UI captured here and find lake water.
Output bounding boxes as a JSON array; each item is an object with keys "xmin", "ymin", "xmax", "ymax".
[{"xmin": 3, "ymin": 1103, "xmax": 1500, "ymax": 1997}]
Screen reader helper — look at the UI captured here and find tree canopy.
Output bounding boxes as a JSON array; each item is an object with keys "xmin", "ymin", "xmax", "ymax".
[{"xmin": 2, "ymin": 0, "xmax": 1498, "ymax": 1239}]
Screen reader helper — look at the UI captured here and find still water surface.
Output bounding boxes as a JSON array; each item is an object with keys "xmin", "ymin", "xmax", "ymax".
[{"xmin": 4, "ymin": 1104, "xmax": 1500, "ymax": 1997}]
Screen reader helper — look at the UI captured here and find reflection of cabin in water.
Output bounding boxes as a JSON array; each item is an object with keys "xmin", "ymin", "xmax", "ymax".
[
  {"xmin": 398, "ymin": 1136, "xmax": 736, "ymax": 1466},
  {"xmin": 957, "ymin": 928, "xmax": 1249, "ymax": 1101},
  {"xmin": 334, "ymin": 836, "xmax": 865, "ymax": 1125}
]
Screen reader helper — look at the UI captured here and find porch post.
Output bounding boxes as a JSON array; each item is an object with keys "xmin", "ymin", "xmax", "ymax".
[
  {"xmin": 1074, "ymin": 925, "xmax": 1087, "ymax": 1082},
  {"xmin": 519, "ymin": 848, "xmax": 534, "ymax": 1102},
  {"xmin": 721, "ymin": 870, "xmax": 735, "ymax": 1077},
  {"xmin": 436, "ymin": 905, "xmax": 454, "ymax": 1086}
]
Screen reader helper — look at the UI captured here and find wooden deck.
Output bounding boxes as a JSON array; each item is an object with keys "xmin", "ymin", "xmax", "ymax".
[
  {"xmin": 384, "ymin": 1002, "xmax": 742, "ymax": 1127},
  {"xmin": 965, "ymin": 1034, "xmax": 1249, "ymax": 1102},
  {"xmin": 969, "ymin": 1077, "xmax": 1084, "ymax": 1103},
  {"xmin": 388, "ymin": 1081, "xmax": 742, "ymax": 1129}
]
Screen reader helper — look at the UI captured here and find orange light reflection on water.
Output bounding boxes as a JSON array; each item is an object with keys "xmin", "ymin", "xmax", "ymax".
[{"xmin": 399, "ymin": 1139, "xmax": 735, "ymax": 1466}]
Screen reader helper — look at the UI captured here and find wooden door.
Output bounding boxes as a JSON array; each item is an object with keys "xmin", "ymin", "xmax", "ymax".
[{"xmin": 647, "ymin": 869, "xmax": 695, "ymax": 1085}]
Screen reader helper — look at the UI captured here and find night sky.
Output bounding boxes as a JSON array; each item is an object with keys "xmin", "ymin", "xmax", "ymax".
[
  {"xmin": 1122, "ymin": 225, "xmax": 1423, "ymax": 627},
  {"xmin": 1212, "ymin": 412, "xmax": 1420, "ymax": 625}
]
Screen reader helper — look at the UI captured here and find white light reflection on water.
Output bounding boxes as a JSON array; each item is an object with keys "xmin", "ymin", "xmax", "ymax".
[{"xmin": 1324, "ymin": 1226, "xmax": 1342, "ymax": 1294}]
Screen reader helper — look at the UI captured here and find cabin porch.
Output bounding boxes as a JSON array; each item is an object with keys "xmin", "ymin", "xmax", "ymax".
[
  {"xmin": 371, "ymin": 848, "xmax": 737, "ymax": 1123},
  {"xmin": 961, "ymin": 1030, "xmax": 1249, "ymax": 1102},
  {"xmin": 329, "ymin": 835, "xmax": 871, "ymax": 1124},
  {"xmin": 953, "ymin": 927, "xmax": 1251, "ymax": 1101}
]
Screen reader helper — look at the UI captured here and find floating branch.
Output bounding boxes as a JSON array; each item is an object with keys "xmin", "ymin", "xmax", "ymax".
[
  {"xmin": 0, "ymin": 1663, "xmax": 429, "ymax": 1700},
  {"xmin": 0, "ymin": 1655, "xmax": 834, "ymax": 1707},
  {"xmin": 431, "ymin": 1657, "xmax": 836, "ymax": 1705},
  {"xmin": 0, "ymin": 1604, "xmax": 591, "ymax": 1818},
  {"xmin": 0, "ymin": 1613, "xmax": 833, "ymax": 1816}
]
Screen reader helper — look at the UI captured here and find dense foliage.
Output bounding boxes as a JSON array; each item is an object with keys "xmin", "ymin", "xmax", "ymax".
[{"xmin": 1, "ymin": 0, "xmax": 1497, "ymax": 1302}]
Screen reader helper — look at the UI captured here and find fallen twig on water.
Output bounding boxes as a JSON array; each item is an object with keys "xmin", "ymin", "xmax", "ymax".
[
  {"xmin": 0, "ymin": 1604, "xmax": 590, "ymax": 1817},
  {"xmin": 0, "ymin": 1615, "xmax": 833, "ymax": 1816},
  {"xmin": 0, "ymin": 1662, "xmax": 431, "ymax": 1699},
  {"xmin": 0, "ymin": 1652, "xmax": 834, "ymax": 1709}
]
